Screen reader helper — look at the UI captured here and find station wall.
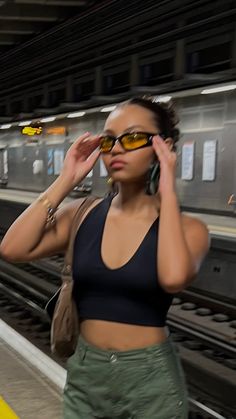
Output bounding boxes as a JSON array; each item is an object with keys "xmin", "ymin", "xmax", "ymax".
[{"xmin": 0, "ymin": 90, "xmax": 235, "ymax": 214}]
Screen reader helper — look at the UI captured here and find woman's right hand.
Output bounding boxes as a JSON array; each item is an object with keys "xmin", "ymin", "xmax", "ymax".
[
  {"xmin": 0, "ymin": 132, "xmax": 101, "ymax": 262},
  {"xmin": 61, "ymin": 132, "xmax": 101, "ymax": 188}
]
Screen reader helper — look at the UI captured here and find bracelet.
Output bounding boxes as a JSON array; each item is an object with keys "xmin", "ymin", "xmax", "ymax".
[{"xmin": 38, "ymin": 194, "xmax": 57, "ymax": 226}]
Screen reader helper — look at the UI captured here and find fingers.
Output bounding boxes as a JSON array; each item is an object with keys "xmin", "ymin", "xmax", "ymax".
[
  {"xmin": 86, "ymin": 148, "xmax": 101, "ymax": 166},
  {"xmin": 71, "ymin": 132, "xmax": 91, "ymax": 148},
  {"xmin": 152, "ymin": 135, "xmax": 175, "ymax": 161},
  {"xmin": 71, "ymin": 132, "xmax": 100, "ymax": 151},
  {"xmin": 81, "ymin": 135, "xmax": 101, "ymax": 154},
  {"xmin": 70, "ymin": 133, "xmax": 101, "ymax": 160}
]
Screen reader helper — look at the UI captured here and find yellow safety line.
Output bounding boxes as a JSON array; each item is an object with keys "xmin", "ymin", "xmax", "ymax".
[{"xmin": 0, "ymin": 397, "xmax": 19, "ymax": 419}]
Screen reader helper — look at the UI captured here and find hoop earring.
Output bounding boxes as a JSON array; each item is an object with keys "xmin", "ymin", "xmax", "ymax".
[
  {"xmin": 145, "ymin": 163, "xmax": 160, "ymax": 195},
  {"xmin": 107, "ymin": 177, "xmax": 114, "ymax": 187},
  {"xmin": 107, "ymin": 177, "xmax": 114, "ymax": 194},
  {"xmin": 106, "ymin": 177, "xmax": 117, "ymax": 197}
]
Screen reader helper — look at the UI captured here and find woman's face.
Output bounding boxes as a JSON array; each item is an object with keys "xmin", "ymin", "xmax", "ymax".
[{"xmin": 101, "ymin": 104, "xmax": 158, "ymax": 185}]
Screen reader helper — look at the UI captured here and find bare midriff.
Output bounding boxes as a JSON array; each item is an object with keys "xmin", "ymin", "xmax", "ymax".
[{"xmin": 80, "ymin": 319, "xmax": 169, "ymax": 351}]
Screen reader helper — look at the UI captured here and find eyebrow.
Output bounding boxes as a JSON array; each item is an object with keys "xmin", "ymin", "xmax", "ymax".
[
  {"xmin": 103, "ymin": 125, "xmax": 148, "ymax": 134},
  {"xmin": 125, "ymin": 125, "xmax": 148, "ymax": 131}
]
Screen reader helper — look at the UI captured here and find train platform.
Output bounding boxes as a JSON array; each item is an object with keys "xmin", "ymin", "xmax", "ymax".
[
  {"xmin": 0, "ymin": 188, "xmax": 73, "ymax": 206},
  {"xmin": 0, "ymin": 188, "xmax": 235, "ymax": 239},
  {"xmin": 0, "ymin": 319, "xmax": 65, "ymax": 419}
]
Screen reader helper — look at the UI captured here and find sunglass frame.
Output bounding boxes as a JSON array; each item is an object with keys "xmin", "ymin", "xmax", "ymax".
[{"xmin": 99, "ymin": 132, "xmax": 156, "ymax": 153}]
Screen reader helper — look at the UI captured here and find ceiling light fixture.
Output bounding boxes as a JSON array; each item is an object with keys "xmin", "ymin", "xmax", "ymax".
[
  {"xmin": 18, "ymin": 120, "xmax": 32, "ymax": 126},
  {"xmin": 100, "ymin": 106, "xmax": 116, "ymax": 112},
  {"xmin": 0, "ymin": 124, "xmax": 12, "ymax": 129},
  {"xmin": 40, "ymin": 116, "xmax": 56, "ymax": 123},
  {"xmin": 201, "ymin": 85, "xmax": 236, "ymax": 94},
  {"xmin": 67, "ymin": 111, "xmax": 86, "ymax": 118},
  {"xmin": 153, "ymin": 95, "xmax": 172, "ymax": 103}
]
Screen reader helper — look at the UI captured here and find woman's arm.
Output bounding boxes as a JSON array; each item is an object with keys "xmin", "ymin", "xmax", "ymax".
[
  {"xmin": 152, "ymin": 135, "xmax": 210, "ymax": 293},
  {"xmin": 0, "ymin": 176, "xmax": 82, "ymax": 262},
  {"xmin": 0, "ymin": 133, "xmax": 101, "ymax": 262},
  {"xmin": 157, "ymin": 191, "xmax": 210, "ymax": 293}
]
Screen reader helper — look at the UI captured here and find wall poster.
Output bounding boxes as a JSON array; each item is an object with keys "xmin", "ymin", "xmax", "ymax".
[
  {"xmin": 100, "ymin": 158, "xmax": 108, "ymax": 177},
  {"xmin": 54, "ymin": 149, "xmax": 64, "ymax": 175},
  {"xmin": 181, "ymin": 141, "xmax": 195, "ymax": 180},
  {"xmin": 47, "ymin": 148, "xmax": 54, "ymax": 175},
  {"xmin": 3, "ymin": 149, "xmax": 8, "ymax": 175},
  {"xmin": 202, "ymin": 140, "xmax": 217, "ymax": 181}
]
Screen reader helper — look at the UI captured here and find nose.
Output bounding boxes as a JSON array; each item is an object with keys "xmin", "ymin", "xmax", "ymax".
[{"xmin": 111, "ymin": 139, "xmax": 124, "ymax": 154}]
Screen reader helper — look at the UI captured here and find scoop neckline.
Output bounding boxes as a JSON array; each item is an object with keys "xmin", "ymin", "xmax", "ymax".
[{"xmin": 99, "ymin": 195, "xmax": 158, "ymax": 271}]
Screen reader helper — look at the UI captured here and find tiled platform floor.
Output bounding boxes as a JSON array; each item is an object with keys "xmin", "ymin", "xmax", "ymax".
[{"xmin": 0, "ymin": 338, "xmax": 63, "ymax": 419}]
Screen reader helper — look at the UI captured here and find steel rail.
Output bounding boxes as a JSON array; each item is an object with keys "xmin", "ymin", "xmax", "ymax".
[
  {"xmin": 167, "ymin": 317, "xmax": 236, "ymax": 355},
  {"xmin": 0, "ymin": 282, "xmax": 46, "ymax": 317},
  {"xmin": 188, "ymin": 398, "xmax": 227, "ymax": 419},
  {"xmin": 181, "ymin": 288, "xmax": 236, "ymax": 315}
]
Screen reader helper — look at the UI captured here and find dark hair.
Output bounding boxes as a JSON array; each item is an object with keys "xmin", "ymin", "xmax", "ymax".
[{"xmin": 118, "ymin": 96, "xmax": 180, "ymax": 151}]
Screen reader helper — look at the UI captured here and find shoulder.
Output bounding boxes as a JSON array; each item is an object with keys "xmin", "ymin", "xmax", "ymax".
[
  {"xmin": 181, "ymin": 213, "xmax": 208, "ymax": 231},
  {"xmin": 55, "ymin": 196, "xmax": 101, "ymax": 226},
  {"xmin": 181, "ymin": 213, "xmax": 209, "ymax": 236},
  {"xmin": 181, "ymin": 213, "xmax": 210, "ymax": 249},
  {"xmin": 59, "ymin": 195, "xmax": 104, "ymax": 227}
]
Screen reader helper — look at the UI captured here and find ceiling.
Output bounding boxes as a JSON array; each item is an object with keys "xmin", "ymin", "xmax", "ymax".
[
  {"xmin": 0, "ymin": 0, "xmax": 99, "ymax": 56},
  {"xmin": 0, "ymin": 0, "xmax": 236, "ymax": 122}
]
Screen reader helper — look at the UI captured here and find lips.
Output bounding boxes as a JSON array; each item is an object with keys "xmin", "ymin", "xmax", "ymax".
[{"xmin": 110, "ymin": 159, "xmax": 126, "ymax": 168}]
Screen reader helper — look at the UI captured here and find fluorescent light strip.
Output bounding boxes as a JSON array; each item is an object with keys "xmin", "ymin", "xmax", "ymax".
[
  {"xmin": 18, "ymin": 120, "xmax": 32, "ymax": 126},
  {"xmin": 153, "ymin": 95, "xmax": 172, "ymax": 103},
  {"xmin": 40, "ymin": 116, "xmax": 56, "ymax": 123},
  {"xmin": 201, "ymin": 85, "xmax": 236, "ymax": 94},
  {"xmin": 0, "ymin": 124, "xmax": 12, "ymax": 129},
  {"xmin": 67, "ymin": 111, "xmax": 86, "ymax": 118},
  {"xmin": 100, "ymin": 106, "xmax": 116, "ymax": 112}
]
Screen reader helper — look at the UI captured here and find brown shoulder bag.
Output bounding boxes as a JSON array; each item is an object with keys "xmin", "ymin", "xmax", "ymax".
[{"xmin": 46, "ymin": 195, "xmax": 98, "ymax": 358}]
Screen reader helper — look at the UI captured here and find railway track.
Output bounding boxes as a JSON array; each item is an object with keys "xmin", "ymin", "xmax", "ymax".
[
  {"xmin": 0, "ymin": 257, "xmax": 235, "ymax": 418},
  {"xmin": 169, "ymin": 292, "xmax": 236, "ymax": 359}
]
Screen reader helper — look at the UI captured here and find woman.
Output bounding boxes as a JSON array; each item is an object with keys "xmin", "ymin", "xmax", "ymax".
[{"xmin": 0, "ymin": 97, "xmax": 210, "ymax": 418}]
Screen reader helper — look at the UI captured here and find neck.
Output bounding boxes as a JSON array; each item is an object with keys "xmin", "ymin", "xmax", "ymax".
[{"xmin": 111, "ymin": 182, "xmax": 160, "ymax": 215}]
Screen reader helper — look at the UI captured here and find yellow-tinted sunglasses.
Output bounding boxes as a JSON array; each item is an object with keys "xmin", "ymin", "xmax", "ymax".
[{"xmin": 99, "ymin": 132, "xmax": 159, "ymax": 153}]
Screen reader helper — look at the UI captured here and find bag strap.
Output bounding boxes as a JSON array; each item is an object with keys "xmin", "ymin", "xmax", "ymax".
[{"xmin": 62, "ymin": 195, "xmax": 99, "ymax": 278}]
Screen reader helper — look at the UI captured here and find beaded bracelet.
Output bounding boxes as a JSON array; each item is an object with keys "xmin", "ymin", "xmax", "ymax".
[{"xmin": 37, "ymin": 194, "xmax": 57, "ymax": 226}]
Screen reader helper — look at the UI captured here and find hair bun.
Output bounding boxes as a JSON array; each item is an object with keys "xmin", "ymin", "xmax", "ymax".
[{"xmin": 118, "ymin": 96, "xmax": 180, "ymax": 150}]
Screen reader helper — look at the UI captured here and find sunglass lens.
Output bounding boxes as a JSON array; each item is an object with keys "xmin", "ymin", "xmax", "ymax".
[
  {"xmin": 122, "ymin": 133, "xmax": 150, "ymax": 150},
  {"xmin": 100, "ymin": 136, "xmax": 114, "ymax": 153}
]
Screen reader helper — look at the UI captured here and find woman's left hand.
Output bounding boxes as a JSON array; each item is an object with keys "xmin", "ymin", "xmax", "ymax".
[{"xmin": 152, "ymin": 135, "xmax": 177, "ymax": 196}]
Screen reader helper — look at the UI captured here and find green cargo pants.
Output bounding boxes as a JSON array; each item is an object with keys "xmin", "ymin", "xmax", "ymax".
[{"xmin": 63, "ymin": 334, "xmax": 188, "ymax": 418}]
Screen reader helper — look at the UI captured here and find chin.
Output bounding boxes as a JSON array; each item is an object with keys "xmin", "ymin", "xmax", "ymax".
[{"xmin": 111, "ymin": 174, "xmax": 144, "ymax": 185}]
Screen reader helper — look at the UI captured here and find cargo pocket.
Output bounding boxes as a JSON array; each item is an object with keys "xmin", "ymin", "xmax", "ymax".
[
  {"xmin": 63, "ymin": 349, "xmax": 92, "ymax": 419},
  {"xmin": 136, "ymin": 351, "xmax": 188, "ymax": 419},
  {"xmin": 157, "ymin": 351, "xmax": 189, "ymax": 419}
]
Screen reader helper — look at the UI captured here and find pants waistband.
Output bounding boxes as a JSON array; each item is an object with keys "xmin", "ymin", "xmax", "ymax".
[{"xmin": 75, "ymin": 334, "xmax": 174, "ymax": 363}]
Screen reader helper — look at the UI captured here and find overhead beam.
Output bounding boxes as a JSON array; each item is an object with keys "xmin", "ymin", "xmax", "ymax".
[
  {"xmin": 0, "ymin": 33, "xmax": 30, "ymax": 44},
  {"xmin": 0, "ymin": 20, "xmax": 49, "ymax": 33},
  {"xmin": 0, "ymin": 4, "xmax": 76, "ymax": 22},
  {"xmin": 15, "ymin": 0, "xmax": 87, "ymax": 5},
  {"xmin": 0, "ymin": 41, "xmax": 14, "ymax": 45},
  {"xmin": 0, "ymin": 46, "xmax": 13, "ymax": 54},
  {"xmin": 0, "ymin": 29, "xmax": 34, "ymax": 35}
]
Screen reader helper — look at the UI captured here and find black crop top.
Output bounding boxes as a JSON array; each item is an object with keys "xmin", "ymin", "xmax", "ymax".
[{"xmin": 72, "ymin": 196, "xmax": 173, "ymax": 327}]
